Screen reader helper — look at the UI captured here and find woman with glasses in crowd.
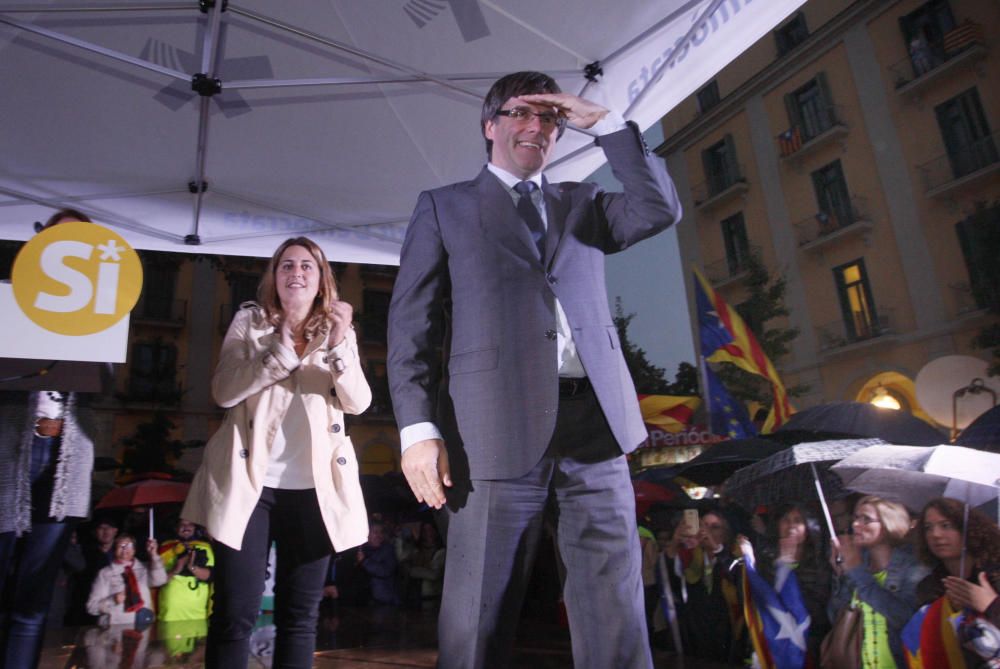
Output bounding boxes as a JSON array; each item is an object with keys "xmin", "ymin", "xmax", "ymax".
[
  {"xmin": 182, "ymin": 237, "xmax": 371, "ymax": 669},
  {"xmin": 827, "ymin": 495, "xmax": 929, "ymax": 668}
]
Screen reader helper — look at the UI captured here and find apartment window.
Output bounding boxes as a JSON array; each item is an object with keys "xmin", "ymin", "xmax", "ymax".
[
  {"xmin": 935, "ymin": 88, "xmax": 997, "ymax": 179},
  {"xmin": 899, "ymin": 0, "xmax": 956, "ymax": 74},
  {"xmin": 701, "ymin": 134, "xmax": 741, "ymax": 197},
  {"xmin": 721, "ymin": 212, "xmax": 750, "ymax": 276},
  {"xmin": 138, "ymin": 263, "xmax": 177, "ymax": 320},
  {"xmin": 366, "ymin": 359, "xmax": 392, "ymax": 417},
  {"xmin": 955, "ymin": 204, "xmax": 1000, "ymax": 310},
  {"xmin": 834, "ymin": 260, "xmax": 878, "ymax": 342},
  {"xmin": 775, "ymin": 12, "xmax": 809, "ymax": 57},
  {"xmin": 784, "ymin": 74, "xmax": 835, "ymax": 143},
  {"xmin": 811, "ymin": 160, "xmax": 853, "ymax": 231},
  {"xmin": 361, "ymin": 290, "xmax": 391, "ymax": 345},
  {"xmin": 129, "ymin": 340, "xmax": 178, "ymax": 401},
  {"xmin": 696, "ymin": 80, "xmax": 720, "ymax": 114},
  {"xmin": 229, "ymin": 272, "xmax": 259, "ymax": 308}
]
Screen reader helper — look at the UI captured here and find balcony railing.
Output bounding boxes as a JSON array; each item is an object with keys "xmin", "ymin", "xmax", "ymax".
[
  {"xmin": 816, "ymin": 306, "xmax": 895, "ymax": 351},
  {"xmin": 792, "ymin": 196, "xmax": 872, "ymax": 248},
  {"xmin": 918, "ymin": 131, "xmax": 1000, "ymax": 197},
  {"xmin": 949, "ymin": 281, "xmax": 989, "ymax": 316},
  {"xmin": 777, "ymin": 104, "xmax": 847, "ymax": 159},
  {"xmin": 889, "ymin": 21, "xmax": 986, "ymax": 94},
  {"xmin": 133, "ymin": 297, "xmax": 186, "ymax": 325},
  {"xmin": 692, "ymin": 164, "xmax": 748, "ymax": 210},
  {"xmin": 704, "ymin": 245, "xmax": 759, "ymax": 286}
]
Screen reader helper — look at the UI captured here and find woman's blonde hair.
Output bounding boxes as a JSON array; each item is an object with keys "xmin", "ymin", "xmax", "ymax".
[
  {"xmin": 856, "ymin": 495, "xmax": 912, "ymax": 546},
  {"xmin": 256, "ymin": 237, "xmax": 338, "ymax": 341}
]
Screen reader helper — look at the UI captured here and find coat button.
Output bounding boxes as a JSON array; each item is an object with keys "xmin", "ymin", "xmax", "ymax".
[
  {"xmin": 248, "ymin": 419, "xmax": 253, "ymax": 430},
  {"xmin": 330, "ymin": 424, "xmax": 341, "ymax": 433},
  {"xmin": 330, "ymin": 387, "xmax": 337, "ymax": 397},
  {"xmin": 239, "ymin": 449, "xmax": 249, "ymax": 458},
  {"xmin": 544, "ymin": 329, "xmax": 557, "ymax": 340},
  {"xmin": 322, "ymin": 355, "xmax": 329, "ymax": 363},
  {"xmin": 336, "ymin": 456, "xmax": 347, "ymax": 465}
]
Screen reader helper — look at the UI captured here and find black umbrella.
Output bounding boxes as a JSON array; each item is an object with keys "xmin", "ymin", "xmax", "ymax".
[
  {"xmin": 775, "ymin": 401, "xmax": 945, "ymax": 446},
  {"xmin": 675, "ymin": 437, "xmax": 788, "ymax": 486},
  {"xmin": 955, "ymin": 404, "xmax": 1000, "ymax": 453}
]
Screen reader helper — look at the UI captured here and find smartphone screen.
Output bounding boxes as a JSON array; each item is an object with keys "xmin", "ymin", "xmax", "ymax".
[{"xmin": 683, "ymin": 509, "xmax": 700, "ymax": 535}]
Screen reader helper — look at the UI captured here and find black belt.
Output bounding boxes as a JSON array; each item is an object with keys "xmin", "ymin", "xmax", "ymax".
[{"xmin": 558, "ymin": 377, "xmax": 590, "ymax": 398}]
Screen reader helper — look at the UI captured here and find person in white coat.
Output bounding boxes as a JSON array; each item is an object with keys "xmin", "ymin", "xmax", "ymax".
[
  {"xmin": 86, "ymin": 533, "xmax": 166, "ymax": 627},
  {"xmin": 182, "ymin": 236, "xmax": 372, "ymax": 669}
]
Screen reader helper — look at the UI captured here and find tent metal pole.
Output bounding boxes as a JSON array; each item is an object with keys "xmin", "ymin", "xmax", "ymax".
[
  {"xmin": 188, "ymin": 0, "xmax": 225, "ymax": 244},
  {"xmin": 0, "ymin": 15, "xmax": 188, "ymax": 82},
  {"xmin": 228, "ymin": 5, "xmax": 482, "ymax": 99},
  {"xmin": 0, "ymin": 3, "xmax": 191, "ymax": 12}
]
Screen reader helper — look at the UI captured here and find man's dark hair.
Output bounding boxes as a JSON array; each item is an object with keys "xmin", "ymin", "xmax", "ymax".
[
  {"xmin": 481, "ymin": 71, "xmax": 562, "ymax": 158},
  {"xmin": 35, "ymin": 207, "xmax": 91, "ymax": 233}
]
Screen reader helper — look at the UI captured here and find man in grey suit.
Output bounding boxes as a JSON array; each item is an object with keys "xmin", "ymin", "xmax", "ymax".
[{"xmin": 388, "ymin": 71, "xmax": 681, "ymax": 668}]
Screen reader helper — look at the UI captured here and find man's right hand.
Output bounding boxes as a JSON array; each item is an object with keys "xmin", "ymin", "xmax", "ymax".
[{"xmin": 401, "ymin": 439, "xmax": 451, "ymax": 509}]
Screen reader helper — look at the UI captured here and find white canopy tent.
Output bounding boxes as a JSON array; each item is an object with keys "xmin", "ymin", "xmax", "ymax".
[{"xmin": 0, "ymin": 0, "xmax": 805, "ymax": 264}]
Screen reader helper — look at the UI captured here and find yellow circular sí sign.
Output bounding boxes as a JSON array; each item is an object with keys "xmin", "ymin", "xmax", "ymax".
[{"xmin": 12, "ymin": 221, "xmax": 143, "ymax": 336}]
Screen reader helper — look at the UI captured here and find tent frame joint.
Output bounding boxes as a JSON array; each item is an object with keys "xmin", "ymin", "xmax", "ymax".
[
  {"xmin": 191, "ymin": 73, "xmax": 222, "ymax": 96},
  {"xmin": 198, "ymin": 0, "xmax": 227, "ymax": 14}
]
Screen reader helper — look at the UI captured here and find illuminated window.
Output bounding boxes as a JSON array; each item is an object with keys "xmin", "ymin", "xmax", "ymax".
[{"xmin": 833, "ymin": 260, "xmax": 878, "ymax": 342}]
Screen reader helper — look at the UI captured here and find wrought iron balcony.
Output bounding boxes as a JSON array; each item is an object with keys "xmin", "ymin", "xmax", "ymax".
[
  {"xmin": 133, "ymin": 297, "xmax": 187, "ymax": 326},
  {"xmin": 918, "ymin": 131, "xmax": 1000, "ymax": 198},
  {"xmin": 703, "ymin": 245, "xmax": 760, "ymax": 287},
  {"xmin": 792, "ymin": 196, "xmax": 872, "ymax": 250},
  {"xmin": 816, "ymin": 306, "xmax": 895, "ymax": 352},
  {"xmin": 776, "ymin": 104, "xmax": 847, "ymax": 160},
  {"xmin": 692, "ymin": 164, "xmax": 748, "ymax": 211},
  {"xmin": 889, "ymin": 21, "xmax": 986, "ymax": 96}
]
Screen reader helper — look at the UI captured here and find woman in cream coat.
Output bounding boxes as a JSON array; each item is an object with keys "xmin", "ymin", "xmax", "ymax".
[{"xmin": 182, "ymin": 236, "xmax": 371, "ymax": 669}]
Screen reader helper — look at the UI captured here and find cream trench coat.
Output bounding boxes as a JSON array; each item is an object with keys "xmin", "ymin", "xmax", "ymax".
[{"xmin": 182, "ymin": 304, "xmax": 372, "ymax": 551}]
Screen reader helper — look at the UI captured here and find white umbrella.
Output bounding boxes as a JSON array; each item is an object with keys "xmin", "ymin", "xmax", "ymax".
[
  {"xmin": 832, "ymin": 444, "xmax": 1000, "ymax": 576},
  {"xmin": 831, "ymin": 444, "xmax": 1000, "ymax": 512}
]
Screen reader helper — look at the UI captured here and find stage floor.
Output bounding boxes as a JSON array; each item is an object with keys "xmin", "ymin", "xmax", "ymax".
[{"xmin": 38, "ymin": 602, "xmax": 738, "ymax": 668}]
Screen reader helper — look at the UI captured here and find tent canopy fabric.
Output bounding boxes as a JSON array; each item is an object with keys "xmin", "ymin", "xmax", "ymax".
[{"xmin": 1, "ymin": 0, "xmax": 805, "ymax": 263}]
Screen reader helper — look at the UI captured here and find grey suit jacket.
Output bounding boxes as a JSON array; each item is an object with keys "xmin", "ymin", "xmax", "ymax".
[{"xmin": 388, "ymin": 122, "xmax": 682, "ymax": 480}]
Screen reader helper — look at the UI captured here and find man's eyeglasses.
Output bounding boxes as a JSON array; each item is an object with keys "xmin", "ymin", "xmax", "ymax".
[{"xmin": 495, "ymin": 107, "xmax": 566, "ymax": 129}]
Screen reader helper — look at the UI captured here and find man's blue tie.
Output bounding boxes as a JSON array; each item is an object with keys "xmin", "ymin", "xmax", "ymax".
[{"xmin": 514, "ymin": 181, "xmax": 545, "ymax": 259}]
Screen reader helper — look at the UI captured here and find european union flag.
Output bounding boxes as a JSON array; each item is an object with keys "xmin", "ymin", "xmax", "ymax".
[
  {"xmin": 744, "ymin": 559, "xmax": 810, "ymax": 669},
  {"xmin": 694, "ymin": 267, "xmax": 734, "ymax": 357},
  {"xmin": 704, "ymin": 363, "xmax": 756, "ymax": 438}
]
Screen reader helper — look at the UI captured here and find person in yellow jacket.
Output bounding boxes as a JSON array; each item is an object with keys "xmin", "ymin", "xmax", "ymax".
[{"xmin": 158, "ymin": 519, "xmax": 213, "ymax": 622}]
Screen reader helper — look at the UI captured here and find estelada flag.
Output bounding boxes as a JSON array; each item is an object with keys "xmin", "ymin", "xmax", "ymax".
[{"xmin": 693, "ymin": 266, "xmax": 793, "ymax": 432}]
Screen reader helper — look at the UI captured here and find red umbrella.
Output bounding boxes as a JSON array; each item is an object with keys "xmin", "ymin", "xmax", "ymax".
[
  {"xmin": 632, "ymin": 479, "xmax": 685, "ymax": 517},
  {"xmin": 95, "ymin": 479, "xmax": 191, "ymax": 537},
  {"xmin": 95, "ymin": 479, "xmax": 191, "ymax": 510}
]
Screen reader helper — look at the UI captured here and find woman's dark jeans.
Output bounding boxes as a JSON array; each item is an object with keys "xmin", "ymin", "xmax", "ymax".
[{"xmin": 207, "ymin": 487, "xmax": 333, "ymax": 669}]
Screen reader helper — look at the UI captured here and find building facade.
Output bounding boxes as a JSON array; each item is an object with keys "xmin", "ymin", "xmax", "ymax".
[{"xmin": 657, "ymin": 0, "xmax": 999, "ymax": 428}]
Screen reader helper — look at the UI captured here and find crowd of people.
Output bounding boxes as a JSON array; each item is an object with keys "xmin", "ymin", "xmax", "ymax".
[{"xmin": 638, "ymin": 492, "xmax": 1000, "ymax": 668}]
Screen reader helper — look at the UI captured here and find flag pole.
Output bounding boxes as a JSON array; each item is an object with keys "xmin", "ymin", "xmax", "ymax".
[{"xmin": 698, "ymin": 354, "xmax": 713, "ymax": 434}]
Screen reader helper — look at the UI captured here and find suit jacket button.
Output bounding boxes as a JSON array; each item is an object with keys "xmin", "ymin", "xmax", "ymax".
[
  {"xmin": 547, "ymin": 274, "xmax": 557, "ymax": 284},
  {"xmin": 544, "ymin": 329, "xmax": 557, "ymax": 340},
  {"xmin": 330, "ymin": 424, "xmax": 341, "ymax": 433},
  {"xmin": 336, "ymin": 456, "xmax": 347, "ymax": 465},
  {"xmin": 239, "ymin": 449, "xmax": 249, "ymax": 458}
]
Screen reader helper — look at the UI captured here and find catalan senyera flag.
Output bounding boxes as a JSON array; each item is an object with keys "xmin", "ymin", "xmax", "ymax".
[
  {"xmin": 693, "ymin": 266, "xmax": 793, "ymax": 432},
  {"xmin": 902, "ymin": 597, "xmax": 966, "ymax": 669},
  {"xmin": 638, "ymin": 394, "xmax": 701, "ymax": 433}
]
